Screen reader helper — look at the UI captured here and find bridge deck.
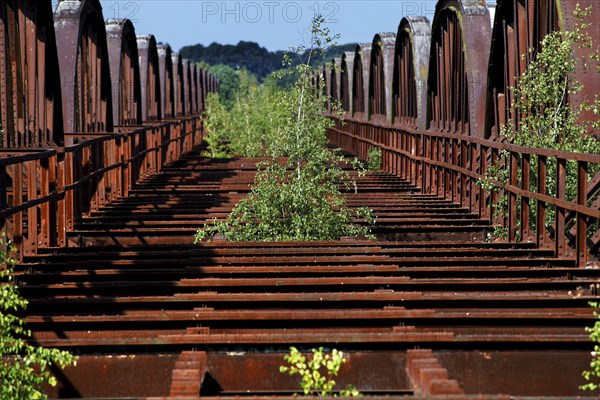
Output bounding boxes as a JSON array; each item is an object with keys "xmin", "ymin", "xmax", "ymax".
[{"xmin": 16, "ymin": 146, "xmax": 600, "ymax": 398}]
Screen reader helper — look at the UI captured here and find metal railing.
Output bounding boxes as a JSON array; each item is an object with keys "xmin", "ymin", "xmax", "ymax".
[
  {"xmin": 0, "ymin": 116, "xmax": 203, "ymax": 260},
  {"xmin": 328, "ymin": 117, "xmax": 600, "ymax": 266}
]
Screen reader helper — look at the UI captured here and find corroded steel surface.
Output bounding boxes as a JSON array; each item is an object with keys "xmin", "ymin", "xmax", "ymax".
[
  {"xmin": 327, "ymin": 118, "xmax": 600, "ymax": 263},
  {"xmin": 54, "ymin": 0, "xmax": 113, "ymax": 133},
  {"xmin": 485, "ymin": 0, "xmax": 559, "ymax": 137},
  {"xmin": 340, "ymin": 52, "xmax": 354, "ymax": 116},
  {"xmin": 13, "ymin": 149, "xmax": 600, "ymax": 398},
  {"xmin": 106, "ymin": 19, "xmax": 142, "ymax": 127},
  {"xmin": 369, "ymin": 32, "xmax": 395, "ymax": 123},
  {"xmin": 136, "ymin": 34, "xmax": 162, "ymax": 121},
  {"xmin": 427, "ymin": 0, "xmax": 491, "ymax": 136},
  {"xmin": 352, "ymin": 43, "xmax": 371, "ymax": 120},
  {"xmin": 172, "ymin": 52, "xmax": 185, "ymax": 116},
  {"xmin": 393, "ymin": 16, "xmax": 430, "ymax": 130},
  {"xmin": 0, "ymin": 0, "xmax": 63, "ymax": 147},
  {"xmin": 182, "ymin": 59, "xmax": 193, "ymax": 116},
  {"xmin": 486, "ymin": 0, "xmax": 599, "ymax": 138},
  {"xmin": 157, "ymin": 44, "xmax": 175, "ymax": 118},
  {"xmin": 1, "ymin": 0, "xmax": 598, "ymax": 398},
  {"xmin": 329, "ymin": 58, "xmax": 341, "ymax": 105},
  {"xmin": 198, "ymin": 67, "xmax": 207, "ymax": 112}
]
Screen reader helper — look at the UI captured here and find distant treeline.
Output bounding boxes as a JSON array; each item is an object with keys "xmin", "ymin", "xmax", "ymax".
[{"xmin": 180, "ymin": 41, "xmax": 357, "ymax": 80}]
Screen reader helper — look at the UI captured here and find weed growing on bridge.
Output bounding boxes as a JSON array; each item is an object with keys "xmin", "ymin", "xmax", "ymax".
[
  {"xmin": 479, "ymin": 4, "xmax": 600, "ymax": 240},
  {"xmin": 280, "ymin": 347, "xmax": 361, "ymax": 396},
  {"xmin": 582, "ymin": 301, "xmax": 600, "ymax": 392},
  {"xmin": 202, "ymin": 69, "xmax": 291, "ymax": 158},
  {"xmin": 195, "ymin": 16, "xmax": 375, "ymax": 242},
  {"xmin": 0, "ymin": 235, "xmax": 77, "ymax": 399}
]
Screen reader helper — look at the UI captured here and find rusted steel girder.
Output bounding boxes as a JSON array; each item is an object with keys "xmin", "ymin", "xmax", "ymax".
[
  {"xmin": 190, "ymin": 63, "xmax": 199, "ymax": 114},
  {"xmin": 406, "ymin": 349, "xmax": 464, "ymax": 396},
  {"xmin": 485, "ymin": 0, "xmax": 558, "ymax": 138},
  {"xmin": 368, "ymin": 32, "xmax": 395, "ymax": 123},
  {"xmin": 172, "ymin": 52, "xmax": 185, "ymax": 116},
  {"xmin": 330, "ymin": 58, "xmax": 341, "ymax": 107},
  {"xmin": 182, "ymin": 59, "xmax": 193, "ymax": 116},
  {"xmin": 136, "ymin": 34, "xmax": 162, "ymax": 122},
  {"xmin": 197, "ymin": 67, "xmax": 206, "ymax": 112},
  {"xmin": 213, "ymin": 75, "xmax": 220, "ymax": 93},
  {"xmin": 0, "ymin": 0, "xmax": 63, "ymax": 147},
  {"xmin": 311, "ymin": 69, "xmax": 320, "ymax": 98},
  {"xmin": 427, "ymin": 0, "xmax": 491, "ymax": 136},
  {"xmin": 321, "ymin": 64, "xmax": 331, "ymax": 111},
  {"xmin": 207, "ymin": 72, "xmax": 217, "ymax": 96},
  {"xmin": 352, "ymin": 43, "xmax": 371, "ymax": 120},
  {"xmin": 106, "ymin": 19, "xmax": 142, "ymax": 127},
  {"xmin": 158, "ymin": 44, "xmax": 175, "ymax": 119},
  {"xmin": 393, "ymin": 17, "xmax": 431, "ymax": 131},
  {"xmin": 54, "ymin": 0, "xmax": 113, "ymax": 134},
  {"xmin": 340, "ymin": 52, "xmax": 354, "ymax": 116},
  {"xmin": 485, "ymin": 0, "xmax": 600, "ymax": 138},
  {"xmin": 327, "ymin": 118, "xmax": 600, "ymax": 263}
]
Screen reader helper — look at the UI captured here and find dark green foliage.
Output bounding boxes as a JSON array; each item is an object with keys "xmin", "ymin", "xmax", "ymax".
[
  {"xmin": 181, "ymin": 40, "xmax": 356, "ymax": 84},
  {"xmin": 207, "ymin": 64, "xmax": 242, "ymax": 109},
  {"xmin": 182, "ymin": 41, "xmax": 286, "ymax": 79}
]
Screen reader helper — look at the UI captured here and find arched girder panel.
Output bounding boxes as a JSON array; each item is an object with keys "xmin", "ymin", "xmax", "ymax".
[
  {"xmin": 330, "ymin": 58, "xmax": 342, "ymax": 106},
  {"xmin": 106, "ymin": 19, "xmax": 142, "ymax": 127},
  {"xmin": 393, "ymin": 16, "xmax": 431, "ymax": 130},
  {"xmin": 190, "ymin": 63, "xmax": 199, "ymax": 114},
  {"xmin": 54, "ymin": 0, "xmax": 113, "ymax": 133},
  {"xmin": 0, "ymin": 0, "xmax": 63, "ymax": 147},
  {"xmin": 136, "ymin": 34, "xmax": 161, "ymax": 122},
  {"xmin": 340, "ymin": 51, "xmax": 354, "ymax": 115},
  {"xmin": 322, "ymin": 65, "xmax": 330, "ymax": 99},
  {"xmin": 427, "ymin": 0, "xmax": 491, "ymax": 136},
  {"xmin": 569, "ymin": 0, "xmax": 600, "ymax": 127},
  {"xmin": 352, "ymin": 43, "xmax": 371, "ymax": 120},
  {"xmin": 171, "ymin": 53, "xmax": 185, "ymax": 116},
  {"xmin": 208, "ymin": 72, "xmax": 217, "ymax": 94},
  {"xmin": 198, "ymin": 68, "xmax": 206, "ymax": 112},
  {"xmin": 485, "ymin": 0, "xmax": 599, "ymax": 138},
  {"xmin": 369, "ymin": 32, "xmax": 396, "ymax": 123},
  {"xmin": 182, "ymin": 59, "xmax": 192, "ymax": 115},
  {"xmin": 157, "ymin": 44, "xmax": 174, "ymax": 119}
]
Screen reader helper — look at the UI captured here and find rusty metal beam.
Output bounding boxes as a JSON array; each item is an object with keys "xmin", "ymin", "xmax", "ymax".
[
  {"xmin": 0, "ymin": 0, "xmax": 63, "ymax": 147},
  {"xmin": 368, "ymin": 32, "xmax": 395, "ymax": 123},
  {"xmin": 172, "ymin": 52, "xmax": 185, "ymax": 116},
  {"xmin": 54, "ymin": 0, "xmax": 113, "ymax": 134},
  {"xmin": 352, "ymin": 43, "xmax": 371, "ymax": 120},
  {"xmin": 340, "ymin": 51, "xmax": 354, "ymax": 116},
  {"xmin": 393, "ymin": 17, "xmax": 431, "ymax": 131},
  {"xmin": 106, "ymin": 19, "xmax": 142, "ymax": 127},
  {"xmin": 427, "ymin": 0, "xmax": 491, "ymax": 136},
  {"xmin": 136, "ymin": 34, "xmax": 162, "ymax": 122},
  {"xmin": 157, "ymin": 44, "xmax": 175, "ymax": 119}
]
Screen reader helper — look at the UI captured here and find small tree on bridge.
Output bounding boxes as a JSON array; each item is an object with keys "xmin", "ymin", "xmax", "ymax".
[{"xmin": 195, "ymin": 16, "xmax": 375, "ymax": 242}]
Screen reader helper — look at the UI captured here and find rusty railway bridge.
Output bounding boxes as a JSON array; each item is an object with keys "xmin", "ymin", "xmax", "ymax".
[{"xmin": 1, "ymin": 0, "xmax": 600, "ymax": 398}]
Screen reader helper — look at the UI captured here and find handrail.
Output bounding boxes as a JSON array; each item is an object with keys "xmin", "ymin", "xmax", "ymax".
[
  {"xmin": 0, "ymin": 115, "xmax": 204, "ymax": 260},
  {"xmin": 328, "ymin": 116, "xmax": 600, "ymax": 266}
]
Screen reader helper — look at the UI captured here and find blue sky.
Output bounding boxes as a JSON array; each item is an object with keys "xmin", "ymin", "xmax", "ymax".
[{"xmin": 53, "ymin": 1, "xmax": 437, "ymax": 52}]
